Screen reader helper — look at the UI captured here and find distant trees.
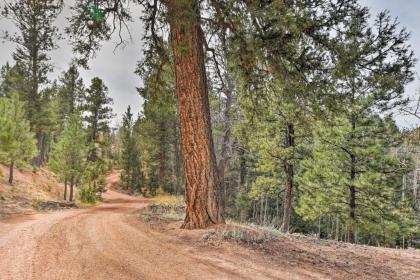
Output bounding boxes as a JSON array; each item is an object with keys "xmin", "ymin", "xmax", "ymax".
[
  {"xmin": 135, "ymin": 58, "xmax": 179, "ymax": 195},
  {"xmin": 120, "ymin": 106, "xmax": 143, "ymax": 193},
  {"xmin": 0, "ymin": 93, "xmax": 36, "ymax": 185}
]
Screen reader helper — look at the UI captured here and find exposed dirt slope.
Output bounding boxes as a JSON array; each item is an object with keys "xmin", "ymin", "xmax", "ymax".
[
  {"xmin": 0, "ymin": 172, "xmax": 418, "ymax": 280},
  {"xmin": 0, "ymin": 165, "xmax": 64, "ymax": 218}
]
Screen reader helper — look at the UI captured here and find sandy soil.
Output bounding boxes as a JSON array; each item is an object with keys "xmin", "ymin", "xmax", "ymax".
[
  {"xmin": 0, "ymin": 172, "xmax": 419, "ymax": 280},
  {"xmin": 0, "ymin": 165, "xmax": 64, "ymax": 217}
]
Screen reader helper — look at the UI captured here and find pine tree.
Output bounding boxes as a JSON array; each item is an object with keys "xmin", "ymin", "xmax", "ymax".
[
  {"xmin": 0, "ymin": 93, "xmax": 36, "ymax": 185},
  {"xmin": 120, "ymin": 106, "xmax": 143, "ymax": 193},
  {"xmin": 68, "ymin": 0, "xmax": 224, "ymax": 229},
  {"xmin": 57, "ymin": 64, "xmax": 85, "ymax": 131},
  {"xmin": 49, "ymin": 114, "xmax": 87, "ymax": 201},
  {"xmin": 0, "ymin": 63, "xmax": 29, "ymax": 99},
  {"xmin": 297, "ymin": 117, "xmax": 415, "ymax": 245},
  {"xmin": 84, "ymin": 77, "xmax": 114, "ymax": 162},
  {"xmin": 297, "ymin": 8, "xmax": 415, "ymax": 244},
  {"xmin": 1, "ymin": 0, "xmax": 63, "ymax": 166},
  {"xmin": 136, "ymin": 57, "xmax": 178, "ymax": 194}
]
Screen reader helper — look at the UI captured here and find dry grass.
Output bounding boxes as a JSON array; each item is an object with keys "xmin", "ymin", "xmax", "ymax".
[
  {"xmin": 142, "ymin": 194, "xmax": 185, "ymax": 223},
  {"xmin": 150, "ymin": 194, "xmax": 184, "ymax": 206},
  {"xmin": 203, "ymin": 223, "xmax": 279, "ymax": 245}
]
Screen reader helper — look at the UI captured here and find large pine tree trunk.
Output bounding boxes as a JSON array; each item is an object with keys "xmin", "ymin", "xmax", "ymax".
[
  {"xmin": 166, "ymin": 0, "xmax": 224, "ymax": 229},
  {"xmin": 281, "ymin": 123, "xmax": 295, "ymax": 233}
]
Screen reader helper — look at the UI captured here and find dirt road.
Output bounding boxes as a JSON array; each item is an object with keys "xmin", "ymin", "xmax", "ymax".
[
  {"xmin": 0, "ymin": 173, "xmax": 419, "ymax": 280},
  {"xmin": 0, "ymin": 173, "xmax": 281, "ymax": 280}
]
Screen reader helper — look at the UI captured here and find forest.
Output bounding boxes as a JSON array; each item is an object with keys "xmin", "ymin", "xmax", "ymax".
[{"xmin": 0, "ymin": 0, "xmax": 419, "ymax": 262}]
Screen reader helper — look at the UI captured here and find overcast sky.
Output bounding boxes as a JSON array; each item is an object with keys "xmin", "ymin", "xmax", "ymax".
[{"xmin": 0, "ymin": 1, "xmax": 419, "ymax": 128}]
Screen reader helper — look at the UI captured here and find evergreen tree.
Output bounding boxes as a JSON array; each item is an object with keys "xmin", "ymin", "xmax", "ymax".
[
  {"xmin": 49, "ymin": 114, "xmax": 87, "ymax": 201},
  {"xmin": 57, "ymin": 64, "xmax": 85, "ymax": 131},
  {"xmin": 1, "ymin": 0, "xmax": 63, "ymax": 166},
  {"xmin": 0, "ymin": 93, "xmax": 36, "ymax": 185},
  {"xmin": 297, "ymin": 117, "xmax": 416, "ymax": 245},
  {"xmin": 68, "ymin": 0, "xmax": 225, "ymax": 229},
  {"xmin": 136, "ymin": 58, "xmax": 178, "ymax": 194},
  {"xmin": 0, "ymin": 63, "xmax": 29, "ymax": 99},
  {"xmin": 120, "ymin": 106, "xmax": 143, "ymax": 193},
  {"xmin": 297, "ymin": 8, "xmax": 415, "ymax": 244},
  {"xmin": 84, "ymin": 77, "xmax": 114, "ymax": 162},
  {"xmin": 36, "ymin": 83, "xmax": 61, "ymax": 164}
]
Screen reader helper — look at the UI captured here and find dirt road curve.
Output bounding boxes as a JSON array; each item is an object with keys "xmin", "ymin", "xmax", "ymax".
[
  {"xmin": 0, "ymin": 173, "xmax": 281, "ymax": 280},
  {"xmin": 1, "ymin": 173, "xmax": 418, "ymax": 280}
]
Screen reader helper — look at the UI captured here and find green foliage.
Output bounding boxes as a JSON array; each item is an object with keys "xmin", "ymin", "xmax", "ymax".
[
  {"xmin": 0, "ymin": 63, "xmax": 29, "ymax": 99},
  {"xmin": 84, "ymin": 77, "xmax": 114, "ymax": 161},
  {"xmin": 297, "ymin": 117, "xmax": 416, "ymax": 245},
  {"xmin": 0, "ymin": 93, "xmax": 37, "ymax": 168},
  {"xmin": 120, "ymin": 106, "xmax": 144, "ymax": 193},
  {"xmin": 79, "ymin": 186, "xmax": 97, "ymax": 204},
  {"xmin": 56, "ymin": 64, "xmax": 85, "ymax": 131},
  {"xmin": 134, "ymin": 52, "xmax": 181, "ymax": 195},
  {"xmin": 1, "ymin": 0, "xmax": 63, "ymax": 130},
  {"xmin": 49, "ymin": 115, "xmax": 87, "ymax": 186}
]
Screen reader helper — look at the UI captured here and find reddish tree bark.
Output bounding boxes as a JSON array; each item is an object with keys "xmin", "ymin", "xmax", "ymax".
[{"xmin": 166, "ymin": 0, "xmax": 224, "ymax": 229}]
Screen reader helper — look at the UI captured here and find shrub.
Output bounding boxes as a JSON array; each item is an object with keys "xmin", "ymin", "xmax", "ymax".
[{"xmin": 79, "ymin": 186, "xmax": 97, "ymax": 204}]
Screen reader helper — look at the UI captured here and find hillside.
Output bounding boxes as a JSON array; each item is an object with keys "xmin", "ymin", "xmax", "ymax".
[{"xmin": 0, "ymin": 164, "xmax": 65, "ymax": 218}]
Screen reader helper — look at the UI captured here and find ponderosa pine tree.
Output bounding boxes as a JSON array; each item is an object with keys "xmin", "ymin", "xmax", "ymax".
[
  {"xmin": 57, "ymin": 64, "xmax": 85, "ymax": 131},
  {"xmin": 49, "ymin": 114, "xmax": 87, "ymax": 201},
  {"xmin": 1, "ymin": 0, "xmax": 63, "ymax": 166},
  {"xmin": 136, "ymin": 50, "xmax": 179, "ymax": 194},
  {"xmin": 0, "ymin": 63, "xmax": 29, "ymax": 99},
  {"xmin": 297, "ymin": 116, "xmax": 416, "ymax": 245},
  {"xmin": 228, "ymin": 0, "xmax": 349, "ymax": 232},
  {"xmin": 0, "ymin": 93, "xmax": 36, "ymax": 185},
  {"xmin": 84, "ymin": 77, "xmax": 114, "ymax": 162},
  {"xmin": 67, "ymin": 0, "xmax": 224, "ymax": 228},
  {"xmin": 240, "ymin": 77, "xmax": 313, "ymax": 231},
  {"xmin": 297, "ymin": 8, "xmax": 415, "ymax": 244},
  {"xmin": 120, "ymin": 106, "xmax": 143, "ymax": 193}
]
